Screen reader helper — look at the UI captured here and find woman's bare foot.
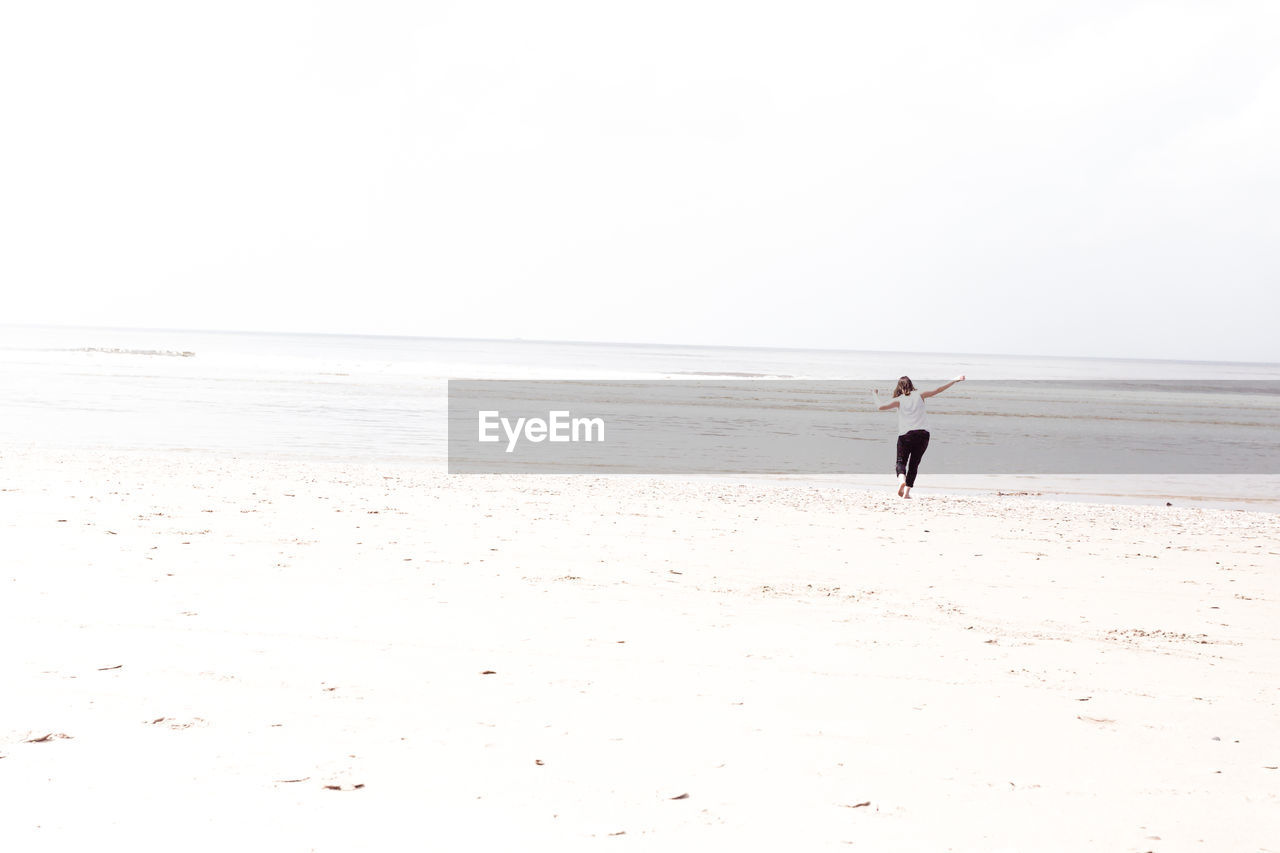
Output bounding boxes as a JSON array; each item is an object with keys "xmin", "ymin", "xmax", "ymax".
[
  {"xmin": 903, "ymin": 486, "xmax": 912, "ymax": 499},
  {"xmin": 897, "ymin": 474, "xmax": 907, "ymax": 497}
]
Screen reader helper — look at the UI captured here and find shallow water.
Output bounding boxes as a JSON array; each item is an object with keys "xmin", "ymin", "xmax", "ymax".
[{"xmin": 3, "ymin": 324, "xmax": 1278, "ymax": 510}]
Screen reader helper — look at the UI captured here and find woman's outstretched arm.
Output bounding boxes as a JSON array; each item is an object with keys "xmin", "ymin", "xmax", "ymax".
[
  {"xmin": 921, "ymin": 375, "xmax": 966, "ymax": 398},
  {"xmin": 871, "ymin": 389, "xmax": 899, "ymax": 411}
]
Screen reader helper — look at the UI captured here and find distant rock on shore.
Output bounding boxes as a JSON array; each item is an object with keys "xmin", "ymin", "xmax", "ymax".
[{"xmin": 76, "ymin": 347, "xmax": 195, "ymax": 357}]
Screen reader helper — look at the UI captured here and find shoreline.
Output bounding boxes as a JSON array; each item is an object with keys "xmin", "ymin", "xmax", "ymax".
[{"xmin": 6, "ymin": 441, "xmax": 1278, "ymax": 514}]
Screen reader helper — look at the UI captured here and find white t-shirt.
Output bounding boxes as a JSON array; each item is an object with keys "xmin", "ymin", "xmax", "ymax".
[{"xmin": 896, "ymin": 392, "xmax": 928, "ymax": 434}]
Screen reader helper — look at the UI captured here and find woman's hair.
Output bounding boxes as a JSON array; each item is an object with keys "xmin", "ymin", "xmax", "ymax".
[{"xmin": 893, "ymin": 376, "xmax": 915, "ymax": 398}]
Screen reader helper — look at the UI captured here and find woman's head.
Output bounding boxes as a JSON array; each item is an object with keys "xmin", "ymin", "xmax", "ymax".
[{"xmin": 893, "ymin": 376, "xmax": 915, "ymax": 398}]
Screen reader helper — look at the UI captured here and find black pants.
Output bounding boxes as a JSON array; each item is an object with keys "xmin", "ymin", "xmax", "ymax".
[{"xmin": 895, "ymin": 429, "xmax": 930, "ymax": 487}]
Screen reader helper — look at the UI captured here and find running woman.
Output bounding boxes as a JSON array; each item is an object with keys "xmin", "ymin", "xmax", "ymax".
[{"xmin": 872, "ymin": 375, "xmax": 965, "ymax": 498}]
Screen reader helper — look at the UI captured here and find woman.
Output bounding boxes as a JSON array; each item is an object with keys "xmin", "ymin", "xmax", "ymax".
[{"xmin": 872, "ymin": 375, "xmax": 965, "ymax": 498}]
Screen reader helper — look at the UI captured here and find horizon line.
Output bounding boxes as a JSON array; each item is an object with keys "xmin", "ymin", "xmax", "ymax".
[{"xmin": 4, "ymin": 321, "xmax": 1278, "ymax": 369}]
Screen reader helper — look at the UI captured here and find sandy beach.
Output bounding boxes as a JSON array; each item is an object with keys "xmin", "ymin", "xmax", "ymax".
[
  {"xmin": 8, "ymin": 0, "xmax": 1280, "ymax": 846},
  {"xmin": 3, "ymin": 446, "xmax": 1278, "ymax": 851}
]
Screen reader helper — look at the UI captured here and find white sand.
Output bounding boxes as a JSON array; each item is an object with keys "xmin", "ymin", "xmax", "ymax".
[{"xmin": 2, "ymin": 447, "xmax": 1278, "ymax": 851}]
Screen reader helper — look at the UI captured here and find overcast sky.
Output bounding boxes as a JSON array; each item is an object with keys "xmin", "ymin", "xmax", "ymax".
[{"xmin": 2, "ymin": 1, "xmax": 1277, "ymax": 361}]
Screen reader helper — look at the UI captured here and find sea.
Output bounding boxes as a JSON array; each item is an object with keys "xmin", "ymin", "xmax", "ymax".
[{"xmin": 3, "ymin": 324, "xmax": 1279, "ymax": 511}]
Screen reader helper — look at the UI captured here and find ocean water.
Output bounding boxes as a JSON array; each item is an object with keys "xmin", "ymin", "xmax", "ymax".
[{"xmin": 3, "ymin": 324, "xmax": 1279, "ymax": 510}]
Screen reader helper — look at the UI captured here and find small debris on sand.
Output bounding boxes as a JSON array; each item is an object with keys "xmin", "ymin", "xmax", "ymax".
[{"xmin": 25, "ymin": 733, "xmax": 73, "ymax": 743}]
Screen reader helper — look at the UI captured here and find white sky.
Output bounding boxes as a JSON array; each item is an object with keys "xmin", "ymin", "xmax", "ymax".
[{"xmin": 3, "ymin": 1, "xmax": 1278, "ymax": 361}]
